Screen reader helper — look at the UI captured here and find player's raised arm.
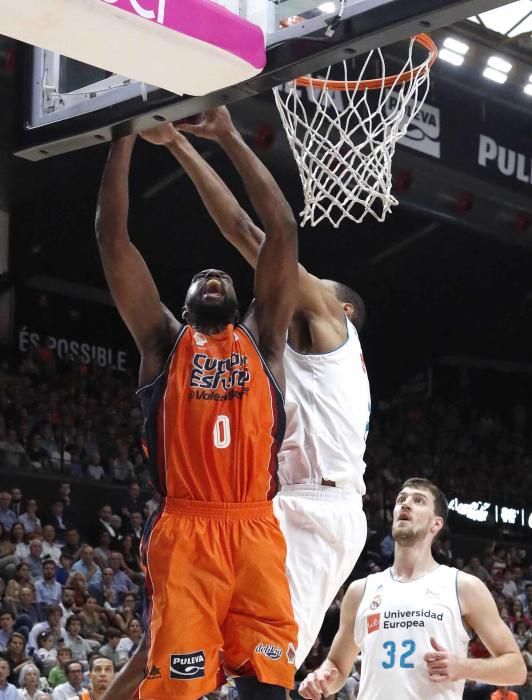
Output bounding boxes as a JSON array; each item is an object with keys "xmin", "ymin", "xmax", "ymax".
[
  {"xmin": 424, "ymin": 572, "xmax": 526, "ymax": 687},
  {"xmin": 299, "ymin": 580, "xmax": 364, "ymax": 700},
  {"xmin": 181, "ymin": 109, "xmax": 298, "ymax": 378},
  {"xmin": 95, "ymin": 135, "xmax": 178, "ymax": 379}
]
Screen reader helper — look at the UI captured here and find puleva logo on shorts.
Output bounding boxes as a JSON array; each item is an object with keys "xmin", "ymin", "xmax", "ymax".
[
  {"xmin": 169, "ymin": 651, "xmax": 206, "ymax": 680},
  {"xmin": 255, "ymin": 643, "xmax": 282, "ymax": 660},
  {"xmin": 367, "ymin": 613, "xmax": 380, "ymax": 634}
]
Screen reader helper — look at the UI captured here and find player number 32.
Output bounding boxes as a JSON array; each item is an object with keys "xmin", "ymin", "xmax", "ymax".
[
  {"xmin": 382, "ymin": 639, "xmax": 416, "ymax": 669},
  {"xmin": 213, "ymin": 415, "xmax": 231, "ymax": 449}
]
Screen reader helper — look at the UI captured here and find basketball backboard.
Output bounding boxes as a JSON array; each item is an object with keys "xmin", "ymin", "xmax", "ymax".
[{"xmin": 11, "ymin": 0, "xmax": 516, "ymax": 160}]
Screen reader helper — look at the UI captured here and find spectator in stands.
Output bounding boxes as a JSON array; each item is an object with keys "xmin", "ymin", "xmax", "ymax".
[
  {"xmin": 109, "ymin": 516, "xmax": 123, "ymax": 543},
  {"xmin": 39, "ymin": 425, "xmax": 58, "ymax": 461},
  {"xmin": 98, "ymin": 629, "xmax": 122, "ymax": 670},
  {"xmin": 99, "ymin": 569, "xmax": 118, "ymax": 610},
  {"xmin": 113, "ymin": 593, "xmax": 139, "ymax": 634},
  {"xmin": 55, "ymin": 554, "xmax": 73, "ymax": 588},
  {"xmin": 0, "ymin": 610, "xmax": 16, "ymax": 650},
  {"xmin": 9, "ymin": 490, "xmax": 23, "ymax": 520},
  {"xmin": 111, "ymin": 443, "xmax": 134, "ymax": 484},
  {"xmin": 464, "ymin": 556, "xmax": 492, "ymax": 584},
  {"xmin": 51, "ymin": 660, "xmax": 83, "ymax": 700},
  {"xmin": 1, "ymin": 631, "xmax": 30, "ymax": 685},
  {"xmin": 60, "ymin": 532, "xmax": 80, "ymax": 563},
  {"xmin": 522, "ymin": 638, "xmax": 532, "ymax": 667},
  {"xmin": 86, "ymin": 453, "xmax": 105, "ymax": 482},
  {"xmin": 47, "ymin": 648, "xmax": 72, "ymax": 689},
  {"xmin": 143, "ymin": 490, "xmax": 160, "ymax": 518},
  {"xmin": 93, "ymin": 534, "xmax": 111, "ymax": 572},
  {"xmin": 35, "ymin": 561, "xmax": 62, "ymax": 608},
  {"xmin": 18, "ymin": 501, "xmax": 41, "ymax": 537},
  {"xmin": 34, "ymin": 631, "xmax": 57, "ymax": 676},
  {"xmin": 514, "ymin": 621, "xmax": 531, "ymax": 650},
  {"xmin": 29, "ymin": 606, "xmax": 66, "ymax": 652},
  {"xmin": 503, "ymin": 570, "xmax": 520, "ymax": 601},
  {"xmin": 5, "ymin": 564, "xmax": 34, "ymax": 602},
  {"xmin": 119, "ymin": 536, "xmax": 141, "ymax": 580},
  {"xmin": 91, "ymin": 508, "xmax": 116, "ymax": 548},
  {"xmin": 107, "ymin": 554, "xmax": 137, "ymax": 601},
  {"xmin": 56, "ymin": 484, "xmax": 78, "ymax": 532},
  {"xmin": 70, "ymin": 546, "xmax": 102, "ymax": 591},
  {"xmin": 0, "ymin": 432, "xmax": 26, "ymax": 470},
  {"xmin": 11, "ymin": 586, "xmax": 43, "ymax": 630},
  {"xmin": 64, "ymin": 574, "xmax": 88, "ymax": 610},
  {"xmin": 0, "ymin": 657, "xmax": 18, "ymax": 700},
  {"xmin": 10, "ymin": 524, "xmax": 29, "ymax": 561},
  {"xmin": 0, "ymin": 494, "xmax": 18, "ymax": 532},
  {"xmin": 120, "ymin": 483, "xmax": 144, "ymax": 521},
  {"xmin": 62, "ymin": 616, "xmax": 92, "ymax": 669},
  {"xmin": 24, "ymin": 541, "xmax": 44, "ymax": 580},
  {"xmin": 59, "ymin": 588, "xmax": 77, "ymax": 627},
  {"xmin": 41, "ymin": 528, "xmax": 61, "ymax": 565},
  {"xmin": 115, "ymin": 619, "xmax": 142, "ymax": 665},
  {"xmin": 44, "ymin": 503, "xmax": 69, "ymax": 542},
  {"xmin": 17, "ymin": 662, "xmax": 50, "ymax": 700},
  {"xmin": 520, "ymin": 585, "xmax": 532, "ymax": 617},
  {"xmin": 79, "ymin": 596, "xmax": 106, "ymax": 646},
  {"xmin": 0, "ymin": 524, "xmax": 18, "ymax": 581},
  {"xmin": 27, "ymin": 435, "xmax": 50, "ymax": 472}
]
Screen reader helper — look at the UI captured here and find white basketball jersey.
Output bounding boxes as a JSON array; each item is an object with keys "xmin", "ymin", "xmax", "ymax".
[
  {"xmin": 354, "ymin": 566, "xmax": 470, "ymax": 700},
  {"xmin": 279, "ymin": 318, "xmax": 370, "ymax": 493}
]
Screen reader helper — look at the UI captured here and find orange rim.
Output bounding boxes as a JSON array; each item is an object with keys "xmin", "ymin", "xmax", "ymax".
[{"xmin": 294, "ymin": 34, "xmax": 437, "ymax": 91}]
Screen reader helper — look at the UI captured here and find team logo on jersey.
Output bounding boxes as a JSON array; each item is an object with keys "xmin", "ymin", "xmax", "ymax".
[
  {"xmin": 367, "ymin": 613, "xmax": 380, "ymax": 634},
  {"xmin": 193, "ymin": 332, "xmax": 208, "ymax": 347},
  {"xmin": 369, "ymin": 594, "xmax": 382, "ymax": 610},
  {"xmin": 146, "ymin": 665, "xmax": 161, "ymax": 679},
  {"xmin": 286, "ymin": 643, "xmax": 297, "ymax": 665},
  {"xmin": 190, "ymin": 352, "xmax": 250, "ymax": 392},
  {"xmin": 255, "ymin": 643, "xmax": 282, "ymax": 660},
  {"xmin": 169, "ymin": 651, "xmax": 205, "ymax": 680}
]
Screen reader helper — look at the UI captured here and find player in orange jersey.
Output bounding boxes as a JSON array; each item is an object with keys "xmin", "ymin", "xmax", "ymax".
[{"xmin": 96, "ymin": 109, "xmax": 298, "ymax": 700}]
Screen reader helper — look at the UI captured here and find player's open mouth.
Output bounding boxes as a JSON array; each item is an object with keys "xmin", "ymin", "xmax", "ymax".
[
  {"xmin": 398, "ymin": 512, "xmax": 411, "ymax": 521},
  {"xmin": 202, "ymin": 279, "xmax": 223, "ymax": 298}
]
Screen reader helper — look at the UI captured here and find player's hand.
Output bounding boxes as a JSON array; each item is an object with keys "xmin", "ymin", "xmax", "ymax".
[
  {"xmin": 140, "ymin": 123, "xmax": 184, "ymax": 146},
  {"xmin": 299, "ymin": 667, "xmax": 339, "ymax": 699},
  {"xmin": 424, "ymin": 638, "xmax": 466, "ymax": 682},
  {"xmin": 178, "ymin": 107, "xmax": 236, "ymax": 142}
]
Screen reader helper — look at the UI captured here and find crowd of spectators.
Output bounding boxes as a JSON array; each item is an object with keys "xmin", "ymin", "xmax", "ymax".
[{"xmin": 0, "ymin": 352, "xmax": 531, "ymax": 698}]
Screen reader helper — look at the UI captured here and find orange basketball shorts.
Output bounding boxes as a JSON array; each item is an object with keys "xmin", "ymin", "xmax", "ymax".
[{"xmin": 138, "ymin": 498, "xmax": 298, "ymax": 700}]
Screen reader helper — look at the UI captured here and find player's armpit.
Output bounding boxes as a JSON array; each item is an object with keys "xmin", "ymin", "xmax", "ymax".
[{"xmin": 458, "ymin": 572, "xmax": 527, "ymax": 686}]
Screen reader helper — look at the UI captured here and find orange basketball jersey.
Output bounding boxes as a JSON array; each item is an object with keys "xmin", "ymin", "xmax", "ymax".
[{"xmin": 138, "ymin": 323, "xmax": 285, "ymax": 502}]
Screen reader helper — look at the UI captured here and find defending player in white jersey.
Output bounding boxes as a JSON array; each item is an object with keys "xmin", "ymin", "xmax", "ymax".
[
  {"xmin": 175, "ymin": 107, "xmax": 371, "ymax": 667},
  {"xmin": 299, "ymin": 478, "xmax": 526, "ymax": 700}
]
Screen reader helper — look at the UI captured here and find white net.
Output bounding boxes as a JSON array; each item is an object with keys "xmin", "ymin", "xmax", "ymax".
[{"xmin": 273, "ymin": 37, "xmax": 435, "ymax": 228}]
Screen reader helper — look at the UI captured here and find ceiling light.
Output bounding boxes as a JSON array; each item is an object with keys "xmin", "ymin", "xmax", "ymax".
[
  {"xmin": 439, "ymin": 48, "xmax": 465, "ymax": 66},
  {"xmin": 318, "ymin": 2, "xmax": 336, "ymax": 12},
  {"xmin": 483, "ymin": 67, "xmax": 508, "ymax": 84},
  {"xmin": 524, "ymin": 83, "xmax": 532, "ymax": 96},
  {"xmin": 487, "ymin": 56, "xmax": 512, "ymax": 73},
  {"xmin": 443, "ymin": 37, "xmax": 469, "ymax": 55}
]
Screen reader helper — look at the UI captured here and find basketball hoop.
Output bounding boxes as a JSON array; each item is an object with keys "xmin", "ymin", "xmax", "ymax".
[{"xmin": 273, "ymin": 34, "xmax": 438, "ymax": 228}]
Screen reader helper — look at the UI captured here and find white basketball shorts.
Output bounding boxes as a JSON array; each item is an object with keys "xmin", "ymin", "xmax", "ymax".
[{"xmin": 273, "ymin": 484, "xmax": 367, "ymax": 668}]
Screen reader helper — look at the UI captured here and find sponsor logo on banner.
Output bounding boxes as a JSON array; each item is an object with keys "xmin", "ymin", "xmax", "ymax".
[
  {"xmin": 255, "ymin": 643, "xmax": 283, "ymax": 660},
  {"xmin": 478, "ymin": 134, "xmax": 532, "ymax": 185},
  {"xmin": 170, "ymin": 651, "xmax": 206, "ymax": 680},
  {"xmin": 367, "ymin": 613, "xmax": 380, "ymax": 634},
  {"xmin": 385, "ymin": 92, "xmax": 441, "ymax": 159}
]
